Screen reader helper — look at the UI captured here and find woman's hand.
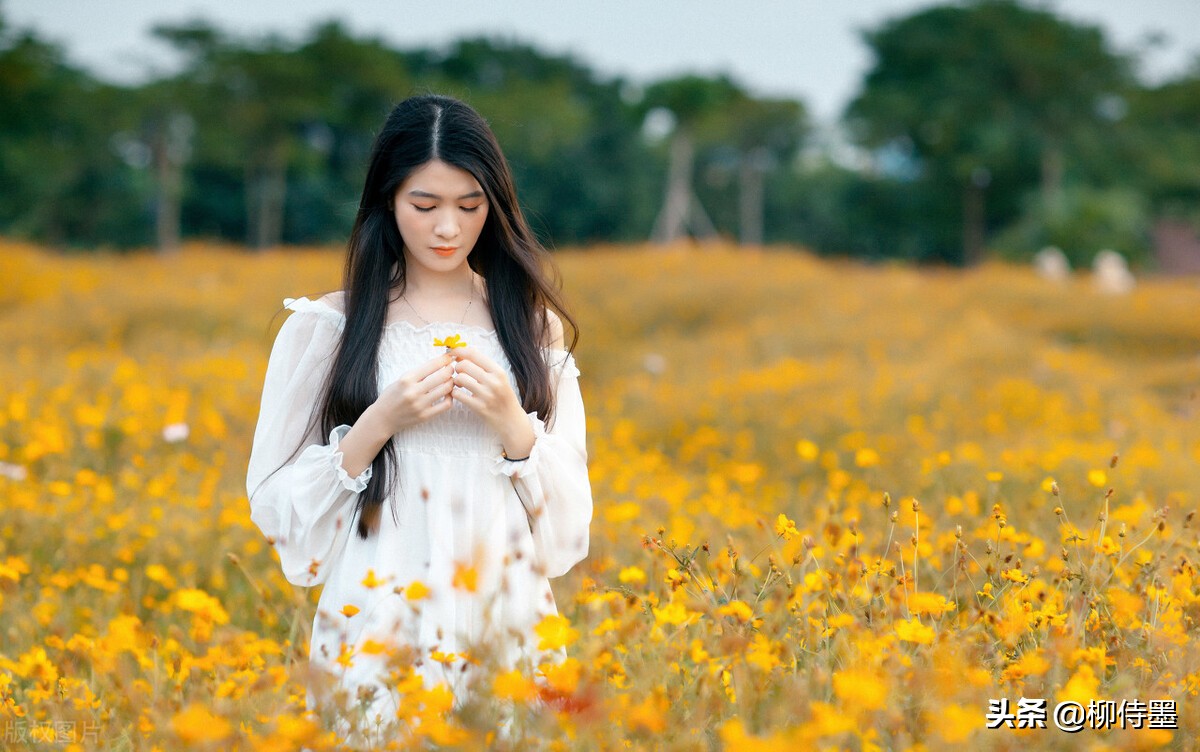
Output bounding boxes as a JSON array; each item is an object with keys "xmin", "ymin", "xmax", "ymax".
[
  {"xmin": 371, "ymin": 352, "xmax": 457, "ymax": 433},
  {"xmin": 450, "ymin": 346, "xmax": 537, "ymax": 458},
  {"xmin": 337, "ymin": 353, "xmax": 455, "ymax": 478}
]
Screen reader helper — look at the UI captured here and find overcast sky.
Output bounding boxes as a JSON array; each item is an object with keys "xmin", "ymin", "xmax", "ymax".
[{"xmin": 7, "ymin": 0, "xmax": 1200, "ymax": 122}]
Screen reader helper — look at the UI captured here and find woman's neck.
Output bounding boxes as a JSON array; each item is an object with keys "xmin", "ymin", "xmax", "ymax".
[
  {"xmin": 401, "ymin": 263, "xmax": 477, "ymax": 300},
  {"xmin": 405, "ymin": 271, "xmax": 475, "ymax": 299}
]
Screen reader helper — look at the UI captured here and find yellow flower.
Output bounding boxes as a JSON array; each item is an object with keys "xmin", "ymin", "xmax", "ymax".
[
  {"xmin": 539, "ymin": 657, "xmax": 582, "ymax": 694},
  {"xmin": 745, "ymin": 633, "xmax": 781, "ymax": 672},
  {"xmin": 627, "ymin": 690, "xmax": 670, "ymax": 733},
  {"xmin": 0, "ymin": 556, "xmax": 30, "ymax": 583},
  {"xmin": 451, "ymin": 562, "xmax": 478, "ymax": 593},
  {"xmin": 796, "ymin": 439, "xmax": 819, "ymax": 461},
  {"xmin": 1002, "ymin": 650, "xmax": 1050, "ymax": 682},
  {"xmin": 535, "ymin": 613, "xmax": 580, "ymax": 650},
  {"xmin": 1057, "ymin": 664, "xmax": 1101, "ymax": 705},
  {"xmin": 855, "ymin": 448, "xmax": 880, "ymax": 467},
  {"xmin": 1095, "ymin": 536, "xmax": 1120, "ymax": 556},
  {"xmin": 652, "ymin": 600, "xmax": 697, "ymax": 626},
  {"xmin": 717, "ymin": 600, "xmax": 755, "ymax": 623},
  {"xmin": 618, "ymin": 565, "xmax": 647, "ymax": 584},
  {"xmin": 908, "ymin": 591, "xmax": 956, "ymax": 616},
  {"xmin": 171, "ymin": 704, "xmax": 231, "ymax": 743},
  {"xmin": 895, "ymin": 617, "xmax": 935, "ymax": 644},
  {"xmin": 773, "ymin": 513, "xmax": 799, "ymax": 540},
  {"xmin": 144, "ymin": 563, "xmax": 176, "ymax": 589},
  {"xmin": 1088, "ymin": 469, "xmax": 1108, "ymax": 487},
  {"xmin": 336, "ymin": 643, "xmax": 355, "ymax": 668},
  {"xmin": 1000, "ymin": 568, "xmax": 1030, "ymax": 585},
  {"xmin": 665, "ymin": 567, "xmax": 686, "ymax": 589},
  {"xmin": 433, "ymin": 334, "xmax": 467, "ymax": 349},
  {"xmin": 359, "ymin": 639, "xmax": 388, "ymax": 655},
  {"xmin": 361, "ymin": 569, "xmax": 384, "ymax": 589},
  {"xmin": 934, "ymin": 704, "xmax": 978, "ymax": 743},
  {"xmin": 405, "ymin": 580, "xmax": 431, "ymax": 601},
  {"xmin": 172, "ymin": 588, "xmax": 229, "ymax": 624},
  {"xmin": 493, "ymin": 669, "xmax": 537, "ymax": 701},
  {"xmin": 833, "ymin": 667, "xmax": 888, "ymax": 710},
  {"xmin": 339, "ymin": 604, "xmax": 360, "ymax": 618}
]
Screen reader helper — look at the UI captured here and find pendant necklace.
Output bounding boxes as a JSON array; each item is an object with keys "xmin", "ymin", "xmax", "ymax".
[{"xmin": 400, "ymin": 280, "xmax": 475, "ymax": 327}]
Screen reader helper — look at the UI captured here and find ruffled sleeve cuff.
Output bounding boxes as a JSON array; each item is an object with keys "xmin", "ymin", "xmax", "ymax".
[
  {"xmin": 491, "ymin": 411, "xmax": 547, "ymax": 478},
  {"xmin": 328, "ymin": 424, "xmax": 372, "ymax": 492},
  {"xmin": 544, "ymin": 349, "xmax": 580, "ymax": 379}
]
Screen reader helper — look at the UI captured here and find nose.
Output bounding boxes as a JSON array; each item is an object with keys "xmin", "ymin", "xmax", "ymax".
[{"xmin": 434, "ymin": 210, "xmax": 459, "ymax": 240}]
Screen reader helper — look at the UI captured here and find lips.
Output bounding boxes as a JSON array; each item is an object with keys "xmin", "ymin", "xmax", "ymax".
[{"xmin": 432, "ymin": 246, "xmax": 457, "ymax": 257}]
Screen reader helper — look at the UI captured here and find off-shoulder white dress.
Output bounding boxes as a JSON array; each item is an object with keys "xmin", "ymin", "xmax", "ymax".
[{"xmin": 245, "ymin": 296, "xmax": 592, "ymax": 734}]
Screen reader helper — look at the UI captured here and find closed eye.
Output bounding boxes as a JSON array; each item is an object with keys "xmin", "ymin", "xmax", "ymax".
[{"xmin": 411, "ymin": 205, "xmax": 483, "ymax": 213}]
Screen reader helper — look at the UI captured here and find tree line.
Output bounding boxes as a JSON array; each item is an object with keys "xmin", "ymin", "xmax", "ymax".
[{"xmin": 1, "ymin": 1, "xmax": 1197, "ymax": 265}]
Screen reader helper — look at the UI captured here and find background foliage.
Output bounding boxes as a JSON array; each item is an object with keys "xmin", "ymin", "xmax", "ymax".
[{"xmin": 2, "ymin": 1, "xmax": 1199, "ymax": 265}]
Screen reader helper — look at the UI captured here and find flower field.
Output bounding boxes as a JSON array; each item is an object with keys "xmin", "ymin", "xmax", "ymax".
[{"xmin": 1, "ymin": 239, "xmax": 1199, "ymax": 750}]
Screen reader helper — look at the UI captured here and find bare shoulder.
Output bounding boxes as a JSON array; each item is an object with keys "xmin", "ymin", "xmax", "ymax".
[
  {"xmin": 541, "ymin": 307, "xmax": 565, "ymax": 350},
  {"xmin": 318, "ymin": 291, "xmax": 346, "ymax": 314}
]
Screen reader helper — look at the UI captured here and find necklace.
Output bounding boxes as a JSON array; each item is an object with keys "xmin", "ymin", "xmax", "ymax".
[{"xmin": 400, "ymin": 281, "xmax": 475, "ymax": 327}]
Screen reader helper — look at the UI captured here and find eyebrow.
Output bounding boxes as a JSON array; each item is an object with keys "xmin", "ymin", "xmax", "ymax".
[{"xmin": 407, "ymin": 190, "xmax": 485, "ymax": 200}]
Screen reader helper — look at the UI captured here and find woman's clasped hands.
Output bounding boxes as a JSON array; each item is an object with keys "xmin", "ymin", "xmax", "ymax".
[
  {"xmin": 447, "ymin": 346, "xmax": 527, "ymax": 434},
  {"xmin": 369, "ymin": 352, "xmax": 457, "ymax": 432},
  {"xmin": 365, "ymin": 347, "xmax": 535, "ymax": 458}
]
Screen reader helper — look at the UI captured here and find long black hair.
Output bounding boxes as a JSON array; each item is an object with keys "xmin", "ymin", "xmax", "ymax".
[{"xmin": 322, "ymin": 93, "xmax": 577, "ymax": 539}]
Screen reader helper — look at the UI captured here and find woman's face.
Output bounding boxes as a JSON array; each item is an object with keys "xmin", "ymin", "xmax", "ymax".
[{"xmin": 393, "ymin": 159, "xmax": 489, "ymax": 274}]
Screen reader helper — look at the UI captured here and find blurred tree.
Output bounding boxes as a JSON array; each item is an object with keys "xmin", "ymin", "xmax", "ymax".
[
  {"xmin": 715, "ymin": 95, "xmax": 806, "ymax": 245},
  {"xmin": 0, "ymin": 18, "xmax": 150, "ymax": 247},
  {"xmin": 641, "ymin": 75, "xmax": 744, "ymax": 244},
  {"xmin": 285, "ymin": 22, "xmax": 412, "ymax": 242},
  {"xmin": 119, "ymin": 79, "xmax": 194, "ymax": 254},
  {"xmin": 1128, "ymin": 67, "xmax": 1200, "ymax": 220},
  {"xmin": 846, "ymin": 0, "xmax": 1131, "ymax": 264},
  {"xmin": 155, "ymin": 22, "xmax": 323, "ymax": 249}
]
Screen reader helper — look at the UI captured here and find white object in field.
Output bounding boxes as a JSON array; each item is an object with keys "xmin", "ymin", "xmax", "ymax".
[
  {"xmin": 643, "ymin": 353, "xmax": 667, "ymax": 375},
  {"xmin": 1092, "ymin": 249, "xmax": 1135, "ymax": 295},
  {"xmin": 1033, "ymin": 246, "xmax": 1070, "ymax": 281},
  {"xmin": 162, "ymin": 422, "xmax": 190, "ymax": 443}
]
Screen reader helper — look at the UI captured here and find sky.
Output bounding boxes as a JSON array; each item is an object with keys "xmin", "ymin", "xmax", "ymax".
[{"xmin": 6, "ymin": 0, "xmax": 1200, "ymax": 122}]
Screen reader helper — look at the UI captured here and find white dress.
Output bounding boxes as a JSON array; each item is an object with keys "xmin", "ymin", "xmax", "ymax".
[{"xmin": 245, "ymin": 296, "xmax": 592, "ymax": 737}]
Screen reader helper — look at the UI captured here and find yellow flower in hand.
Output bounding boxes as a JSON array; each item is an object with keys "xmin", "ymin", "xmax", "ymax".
[{"xmin": 433, "ymin": 334, "xmax": 467, "ymax": 349}]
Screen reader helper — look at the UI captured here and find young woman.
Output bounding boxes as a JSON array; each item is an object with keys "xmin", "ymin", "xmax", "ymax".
[{"xmin": 246, "ymin": 94, "xmax": 593, "ymax": 740}]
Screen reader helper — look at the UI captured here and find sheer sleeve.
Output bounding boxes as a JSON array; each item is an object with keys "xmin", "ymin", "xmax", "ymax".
[
  {"xmin": 491, "ymin": 350, "xmax": 593, "ymax": 578},
  {"xmin": 246, "ymin": 297, "xmax": 371, "ymax": 587}
]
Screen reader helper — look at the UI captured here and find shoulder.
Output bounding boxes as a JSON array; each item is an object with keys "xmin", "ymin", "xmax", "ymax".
[
  {"xmin": 318, "ymin": 291, "xmax": 346, "ymax": 314},
  {"xmin": 540, "ymin": 307, "xmax": 565, "ymax": 350},
  {"xmin": 276, "ymin": 293, "xmax": 346, "ymax": 344},
  {"xmin": 281, "ymin": 292, "xmax": 345, "ymax": 321}
]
